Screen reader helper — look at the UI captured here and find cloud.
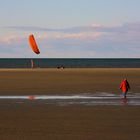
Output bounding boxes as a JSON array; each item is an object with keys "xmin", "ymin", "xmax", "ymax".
[
  {"xmin": 2, "ymin": 22, "xmax": 140, "ymax": 42},
  {"xmin": 2, "ymin": 24, "xmax": 109, "ymax": 33},
  {"xmin": 1, "ymin": 22, "xmax": 140, "ymax": 43},
  {"xmin": 37, "ymin": 32, "xmax": 102, "ymax": 41},
  {"xmin": 0, "ymin": 35, "xmax": 25, "ymax": 44},
  {"xmin": 4, "ymin": 22, "xmax": 140, "ymax": 33},
  {"xmin": 1, "ymin": 22, "xmax": 140, "ymax": 58}
]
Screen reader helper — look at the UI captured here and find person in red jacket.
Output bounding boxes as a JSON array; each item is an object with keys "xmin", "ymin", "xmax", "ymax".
[{"xmin": 120, "ymin": 78, "xmax": 130, "ymax": 99}]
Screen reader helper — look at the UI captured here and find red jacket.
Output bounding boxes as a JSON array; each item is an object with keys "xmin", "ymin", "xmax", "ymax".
[{"xmin": 120, "ymin": 80, "xmax": 130, "ymax": 92}]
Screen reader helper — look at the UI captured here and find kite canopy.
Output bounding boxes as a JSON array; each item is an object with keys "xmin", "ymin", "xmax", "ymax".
[{"xmin": 29, "ymin": 34, "xmax": 40, "ymax": 54}]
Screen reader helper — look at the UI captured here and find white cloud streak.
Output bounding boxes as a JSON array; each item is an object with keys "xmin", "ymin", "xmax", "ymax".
[{"xmin": 0, "ymin": 22, "xmax": 140, "ymax": 57}]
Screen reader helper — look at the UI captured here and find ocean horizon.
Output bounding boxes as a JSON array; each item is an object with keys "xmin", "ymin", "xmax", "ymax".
[{"xmin": 0, "ymin": 58, "xmax": 140, "ymax": 68}]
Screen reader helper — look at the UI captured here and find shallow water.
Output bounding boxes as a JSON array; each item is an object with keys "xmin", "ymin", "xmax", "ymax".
[{"xmin": 0, "ymin": 93, "xmax": 140, "ymax": 106}]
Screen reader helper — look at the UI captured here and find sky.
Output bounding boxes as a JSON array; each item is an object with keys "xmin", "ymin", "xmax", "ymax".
[{"xmin": 0, "ymin": 0, "xmax": 140, "ymax": 58}]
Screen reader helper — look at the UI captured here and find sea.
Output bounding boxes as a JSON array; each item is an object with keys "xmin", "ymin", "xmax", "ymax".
[{"xmin": 0, "ymin": 58, "xmax": 140, "ymax": 68}]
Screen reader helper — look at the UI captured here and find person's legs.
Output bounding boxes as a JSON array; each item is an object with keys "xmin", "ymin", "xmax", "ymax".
[{"xmin": 123, "ymin": 92, "xmax": 127, "ymax": 99}]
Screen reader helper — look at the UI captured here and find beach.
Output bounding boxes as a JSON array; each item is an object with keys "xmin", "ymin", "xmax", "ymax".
[
  {"xmin": 0, "ymin": 68, "xmax": 140, "ymax": 95},
  {"xmin": 0, "ymin": 68, "xmax": 140, "ymax": 140},
  {"xmin": 0, "ymin": 104, "xmax": 140, "ymax": 140}
]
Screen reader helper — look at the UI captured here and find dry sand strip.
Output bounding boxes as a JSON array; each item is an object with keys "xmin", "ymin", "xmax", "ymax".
[{"xmin": 0, "ymin": 68, "xmax": 140, "ymax": 95}]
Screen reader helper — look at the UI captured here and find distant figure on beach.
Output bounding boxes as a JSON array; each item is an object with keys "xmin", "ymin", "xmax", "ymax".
[
  {"xmin": 57, "ymin": 65, "xmax": 65, "ymax": 69},
  {"xmin": 31, "ymin": 59, "xmax": 34, "ymax": 69},
  {"xmin": 120, "ymin": 78, "xmax": 130, "ymax": 99}
]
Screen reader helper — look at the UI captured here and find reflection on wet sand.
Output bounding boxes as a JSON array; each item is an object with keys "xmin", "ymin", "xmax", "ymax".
[{"xmin": 0, "ymin": 93, "xmax": 140, "ymax": 106}]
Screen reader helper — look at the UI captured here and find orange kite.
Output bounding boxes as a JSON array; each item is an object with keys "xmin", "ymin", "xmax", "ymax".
[{"xmin": 29, "ymin": 34, "xmax": 40, "ymax": 54}]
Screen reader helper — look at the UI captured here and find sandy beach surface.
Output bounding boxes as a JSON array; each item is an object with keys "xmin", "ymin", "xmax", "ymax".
[
  {"xmin": 0, "ymin": 68, "xmax": 140, "ymax": 95},
  {"xmin": 0, "ymin": 68, "xmax": 140, "ymax": 140},
  {"xmin": 0, "ymin": 104, "xmax": 140, "ymax": 140}
]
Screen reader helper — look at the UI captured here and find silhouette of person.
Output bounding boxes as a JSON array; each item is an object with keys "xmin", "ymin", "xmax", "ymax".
[{"xmin": 120, "ymin": 78, "xmax": 130, "ymax": 99}]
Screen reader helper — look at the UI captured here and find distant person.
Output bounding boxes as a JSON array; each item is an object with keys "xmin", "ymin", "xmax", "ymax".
[
  {"xmin": 57, "ymin": 65, "xmax": 65, "ymax": 69},
  {"xmin": 120, "ymin": 78, "xmax": 130, "ymax": 99}
]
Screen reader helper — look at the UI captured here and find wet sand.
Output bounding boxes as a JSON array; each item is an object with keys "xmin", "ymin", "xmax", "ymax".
[
  {"xmin": 0, "ymin": 68, "xmax": 140, "ymax": 140},
  {"xmin": 0, "ymin": 68, "xmax": 140, "ymax": 95},
  {"xmin": 0, "ymin": 104, "xmax": 140, "ymax": 140}
]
